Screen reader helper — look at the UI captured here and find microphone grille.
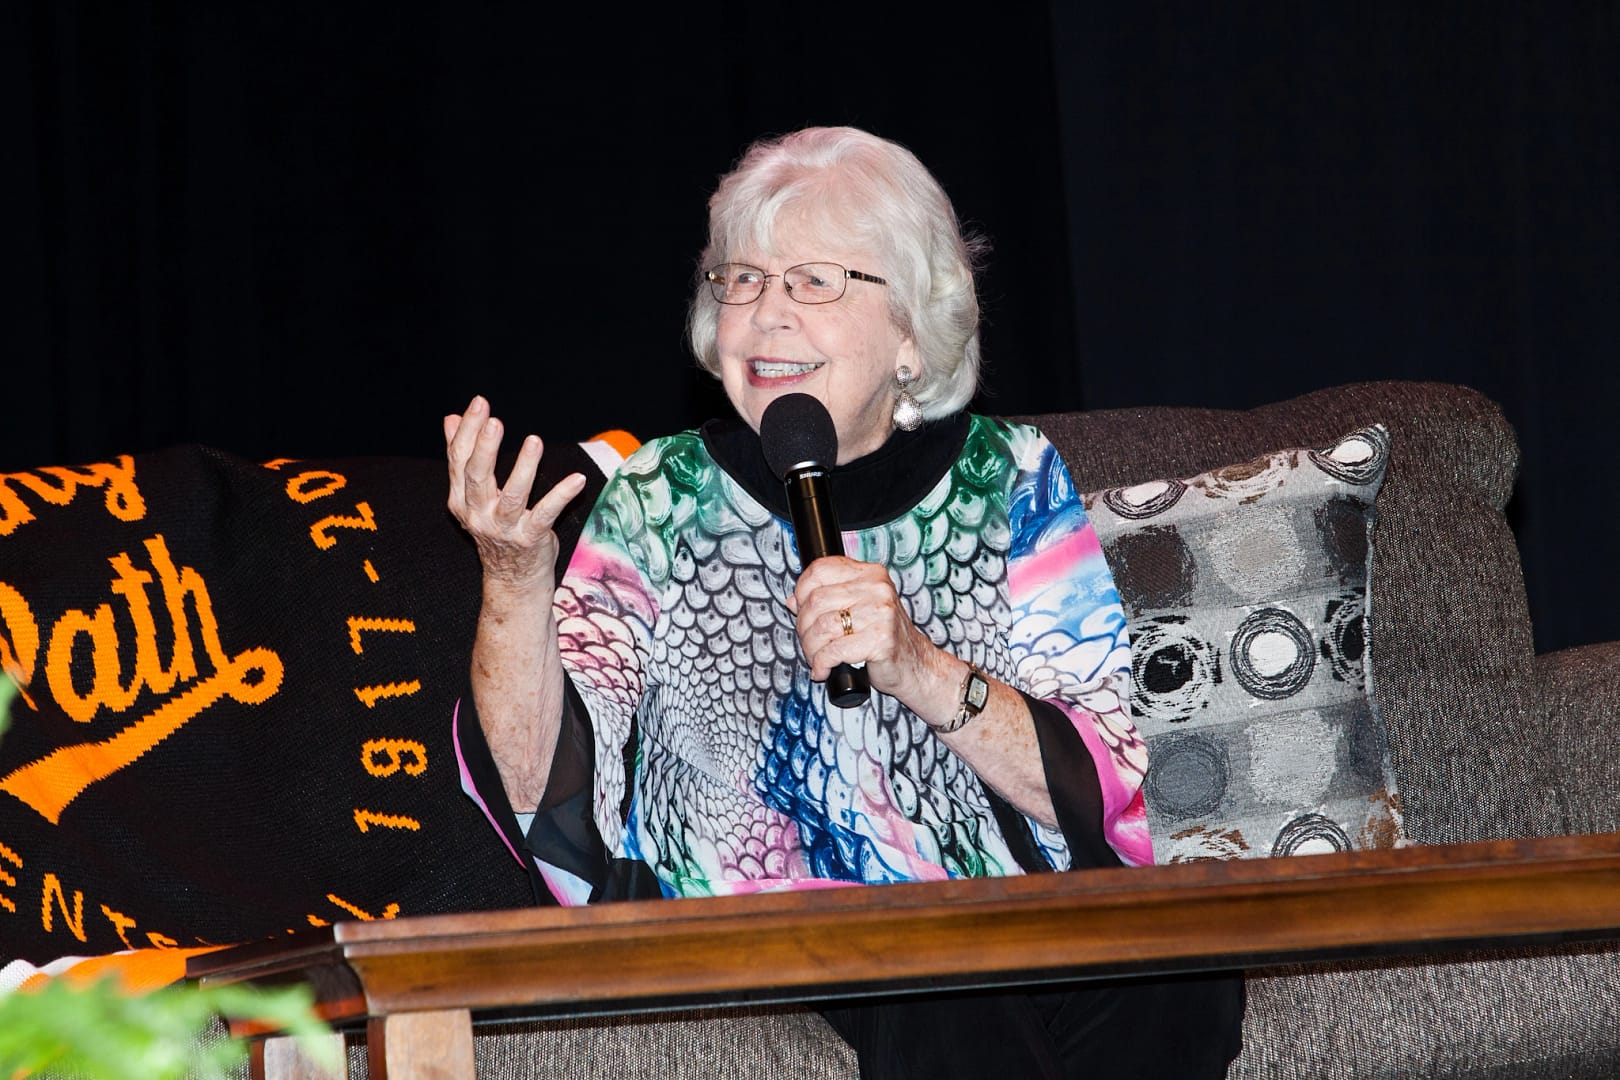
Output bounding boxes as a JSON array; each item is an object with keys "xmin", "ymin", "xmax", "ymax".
[{"xmin": 759, "ymin": 393, "xmax": 838, "ymax": 480}]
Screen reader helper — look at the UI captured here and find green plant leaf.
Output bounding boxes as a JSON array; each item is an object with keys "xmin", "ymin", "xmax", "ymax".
[
  {"xmin": 0, "ymin": 974, "xmax": 339, "ymax": 1080},
  {"xmin": 0, "ymin": 672, "xmax": 15, "ymax": 740}
]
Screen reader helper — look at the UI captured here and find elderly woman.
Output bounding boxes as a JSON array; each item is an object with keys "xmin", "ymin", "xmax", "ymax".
[{"xmin": 447, "ymin": 127, "xmax": 1242, "ymax": 1078}]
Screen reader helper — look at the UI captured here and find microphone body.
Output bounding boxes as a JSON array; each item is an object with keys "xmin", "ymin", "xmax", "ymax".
[
  {"xmin": 759, "ymin": 393, "xmax": 871, "ymax": 709},
  {"xmin": 779, "ymin": 463, "xmax": 870, "ymax": 708},
  {"xmin": 781, "ymin": 466, "xmax": 843, "ymax": 565}
]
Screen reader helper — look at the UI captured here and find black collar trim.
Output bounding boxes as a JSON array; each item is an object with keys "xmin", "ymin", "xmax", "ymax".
[{"xmin": 700, "ymin": 411, "xmax": 972, "ymax": 529}]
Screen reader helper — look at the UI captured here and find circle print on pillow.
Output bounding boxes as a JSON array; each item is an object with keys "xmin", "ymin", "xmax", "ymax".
[
  {"xmin": 1271, "ymin": 813, "xmax": 1353, "ymax": 856},
  {"xmin": 1230, "ymin": 607, "xmax": 1316, "ymax": 700},
  {"xmin": 1143, "ymin": 733, "xmax": 1230, "ymax": 822},
  {"xmin": 1309, "ymin": 425, "xmax": 1390, "ymax": 486},
  {"xmin": 1102, "ymin": 478, "xmax": 1187, "ymax": 520},
  {"xmin": 1131, "ymin": 616, "xmax": 1221, "ymax": 722},
  {"xmin": 1321, "ymin": 591, "xmax": 1367, "ymax": 684}
]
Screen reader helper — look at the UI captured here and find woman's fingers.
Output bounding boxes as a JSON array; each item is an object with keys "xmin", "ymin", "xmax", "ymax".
[
  {"xmin": 793, "ymin": 555, "xmax": 869, "ymax": 591},
  {"xmin": 528, "ymin": 471, "xmax": 590, "ymax": 533},
  {"xmin": 447, "ymin": 396, "xmax": 586, "ymax": 540},
  {"xmin": 793, "ymin": 560, "xmax": 889, "ymax": 630},
  {"xmin": 445, "ymin": 396, "xmax": 491, "ymax": 508},
  {"xmin": 465, "ymin": 412, "xmax": 506, "ymax": 503},
  {"xmin": 496, "ymin": 434, "xmax": 544, "ymax": 524},
  {"xmin": 443, "ymin": 398, "xmax": 588, "ymax": 580},
  {"xmin": 446, "ymin": 396, "xmax": 539, "ymax": 524},
  {"xmin": 446, "ymin": 395, "xmax": 488, "ymax": 463},
  {"xmin": 790, "ymin": 561, "xmax": 914, "ymax": 682}
]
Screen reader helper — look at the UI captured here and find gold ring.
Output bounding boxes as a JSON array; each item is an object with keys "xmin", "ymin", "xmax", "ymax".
[{"xmin": 838, "ymin": 609, "xmax": 854, "ymax": 636}]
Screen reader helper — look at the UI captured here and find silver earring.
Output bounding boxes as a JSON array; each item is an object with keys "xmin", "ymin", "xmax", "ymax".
[{"xmin": 892, "ymin": 365, "xmax": 923, "ymax": 431}]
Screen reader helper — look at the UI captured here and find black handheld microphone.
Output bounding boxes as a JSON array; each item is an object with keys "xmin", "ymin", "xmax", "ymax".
[{"xmin": 759, "ymin": 393, "xmax": 871, "ymax": 709}]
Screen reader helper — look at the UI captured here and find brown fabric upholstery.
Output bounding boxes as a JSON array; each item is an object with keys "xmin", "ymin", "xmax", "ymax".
[
  {"xmin": 1539, "ymin": 641, "xmax": 1620, "ymax": 835},
  {"xmin": 1235, "ymin": 942, "xmax": 1620, "ymax": 1079}
]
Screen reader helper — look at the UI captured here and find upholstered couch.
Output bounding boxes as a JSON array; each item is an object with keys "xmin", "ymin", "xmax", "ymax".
[
  {"xmin": 1041, "ymin": 380, "xmax": 1620, "ymax": 1078},
  {"xmin": 278, "ymin": 380, "xmax": 1620, "ymax": 1077}
]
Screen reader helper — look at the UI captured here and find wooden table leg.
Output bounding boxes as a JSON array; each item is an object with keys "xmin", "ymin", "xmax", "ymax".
[
  {"xmin": 251, "ymin": 1031, "xmax": 348, "ymax": 1080},
  {"xmin": 366, "ymin": 1009, "xmax": 476, "ymax": 1080}
]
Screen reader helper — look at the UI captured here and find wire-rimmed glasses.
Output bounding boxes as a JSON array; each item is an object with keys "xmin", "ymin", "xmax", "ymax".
[{"xmin": 705, "ymin": 262, "xmax": 888, "ymax": 305}]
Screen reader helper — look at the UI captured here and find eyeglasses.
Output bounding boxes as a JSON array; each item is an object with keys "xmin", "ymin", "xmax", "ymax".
[{"xmin": 705, "ymin": 262, "xmax": 888, "ymax": 306}]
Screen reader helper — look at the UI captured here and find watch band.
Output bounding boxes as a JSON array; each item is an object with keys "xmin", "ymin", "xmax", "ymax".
[{"xmin": 937, "ymin": 663, "xmax": 988, "ymax": 734}]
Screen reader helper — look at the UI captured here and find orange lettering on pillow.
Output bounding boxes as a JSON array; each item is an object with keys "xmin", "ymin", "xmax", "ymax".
[
  {"xmin": 108, "ymin": 546, "xmax": 199, "ymax": 693},
  {"xmin": 353, "ymin": 809, "xmax": 422, "ymax": 833},
  {"xmin": 353, "ymin": 680, "xmax": 421, "ymax": 708},
  {"xmin": 100, "ymin": 904, "xmax": 138, "ymax": 949},
  {"xmin": 347, "ymin": 616, "xmax": 416, "ymax": 654},
  {"xmin": 286, "ymin": 470, "xmax": 347, "ymax": 504},
  {"xmin": 0, "ymin": 456, "xmax": 146, "ymax": 537},
  {"xmin": 0, "ymin": 535, "xmax": 284, "ymax": 824},
  {"xmin": 92, "ymin": 457, "xmax": 145, "ymax": 523},
  {"xmin": 324, "ymin": 893, "xmax": 400, "ymax": 921},
  {"xmin": 361, "ymin": 738, "xmax": 427, "ymax": 777},
  {"xmin": 38, "ymin": 536, "xmax": 229, "ymax": 724},
  {"xmin": 44, "ymin": 605, "xmax": 128, "ymax": 722},
  {"xmin": 0, "ymin": 483, "xmax": 30, "ymax": 535},
  {"xmin": 310, "ymin": 501, "xmax": 377, "ymax": 550},
  {"xmin": 0, "ymin": 841, "xmax": 20, "ymax": 915},
  {"xmin": 0, "ymin": 582, "xmax": 40, "ymax": 711},
  {"xmin": 7, "ymin": 468, "xmax": 79, "ymax": 507},
  {"xmin": 2, "ymin": 648, "xmax": 283, "ymax": 824},
  {"xmin": 41, "ymin": 871, "xmax": 87, "ymax": 942},
  {"xmin": 145, "ymin": 535, "xmax": 230, "ymax": 676}
]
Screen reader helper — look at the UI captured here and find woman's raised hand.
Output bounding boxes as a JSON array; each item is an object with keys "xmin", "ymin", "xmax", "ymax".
[{"xmin": 444, "ymin": 395, "xmax": 588, "ymax": 594}]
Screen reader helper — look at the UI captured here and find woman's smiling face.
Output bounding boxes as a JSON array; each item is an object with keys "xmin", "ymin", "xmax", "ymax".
[{"xmin": 715, "ymin": 215, "xmax": 917, "ymax": 465}]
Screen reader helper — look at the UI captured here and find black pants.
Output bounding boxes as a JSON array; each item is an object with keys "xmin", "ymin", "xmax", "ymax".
[{"xmin": 819, "ymin": 973, "xmax": 1244, "ymax": 1080}]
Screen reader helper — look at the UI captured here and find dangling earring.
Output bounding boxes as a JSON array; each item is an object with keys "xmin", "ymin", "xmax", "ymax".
[{"xmin": 892, "ymin": 365, "xmax": 923, "ymax": 431}]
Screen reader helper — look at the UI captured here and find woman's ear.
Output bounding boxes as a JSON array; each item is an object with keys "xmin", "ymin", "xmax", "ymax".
[{"xmin": 896, "ymin": 336, "xmax": 922, "ymax": 384}]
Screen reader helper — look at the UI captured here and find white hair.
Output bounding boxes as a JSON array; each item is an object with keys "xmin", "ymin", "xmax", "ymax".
[{"xmin": 686, "ymin": 127, "xmax": 986, "ymax": 420}]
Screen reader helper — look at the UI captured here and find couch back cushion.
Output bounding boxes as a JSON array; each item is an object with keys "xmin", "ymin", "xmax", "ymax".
[{"xmin": 1021, "ymin": 381, "xmax": 1549, "ymax": 845}]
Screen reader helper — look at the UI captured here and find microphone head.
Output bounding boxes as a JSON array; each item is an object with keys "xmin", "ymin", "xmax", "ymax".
[{"xmin": 759, "ymin": 393, "xmax": 838, "ymax": 480}]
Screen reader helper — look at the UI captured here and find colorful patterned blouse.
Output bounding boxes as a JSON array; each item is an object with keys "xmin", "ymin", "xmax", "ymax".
[{"xmin": 464, "ymin": 413, "xmax": 1150, "ymax": 904}]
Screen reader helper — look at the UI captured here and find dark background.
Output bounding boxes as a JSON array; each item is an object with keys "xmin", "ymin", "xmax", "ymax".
[{"xmin": 4, "ymin": 4, "xmax": 1616, "ymax": 655}]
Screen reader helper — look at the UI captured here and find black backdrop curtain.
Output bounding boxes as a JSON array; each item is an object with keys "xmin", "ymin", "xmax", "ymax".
[{"xmin": 3, "ymin": 4, "xmax": 1616, "ymax": 654}]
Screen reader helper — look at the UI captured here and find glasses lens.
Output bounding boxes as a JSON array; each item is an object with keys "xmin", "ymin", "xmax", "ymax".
[
  {"xmin": 783, "ymin": 263, "xmax": 847, "ymax": 305},
  {"xmin": 709, "ymin": 264, "xmax": 765, "ymax": 304}
]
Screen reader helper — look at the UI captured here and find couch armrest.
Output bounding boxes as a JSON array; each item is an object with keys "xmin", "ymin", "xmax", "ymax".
[{"xmin": 1539, "ymin": 642, "xmax": 1620, "ymax": 834}]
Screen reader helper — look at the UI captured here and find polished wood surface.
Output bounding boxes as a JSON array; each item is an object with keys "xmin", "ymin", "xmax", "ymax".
[{"xmin": 196, "ymin": 832, "xmax": 1620, "ymax": 1034}]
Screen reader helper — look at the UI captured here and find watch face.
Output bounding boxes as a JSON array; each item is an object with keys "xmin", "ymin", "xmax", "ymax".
[{"xmin": 965, "ymin": 671, "xmax": 989, "ymax": 712}]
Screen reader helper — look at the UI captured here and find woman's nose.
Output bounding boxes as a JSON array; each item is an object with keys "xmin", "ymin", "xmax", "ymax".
[{"xmin": 750, "ymin": 277, "xmax": 799, "ymax": 330}]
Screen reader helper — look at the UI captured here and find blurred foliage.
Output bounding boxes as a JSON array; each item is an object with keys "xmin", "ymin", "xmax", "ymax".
[
  {"xmin": 0, "ymin": 976, "xmax": 339, "ymax": 1079},
  {"xmin": 0, "ymin": 677, "xmax": 339, "ymax": 1079}
]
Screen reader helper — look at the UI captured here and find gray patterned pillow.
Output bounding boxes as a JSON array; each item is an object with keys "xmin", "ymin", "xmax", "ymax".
[{"xmin": 1084, "ymin": 426, "xmax": 1406, "ymax": 861}]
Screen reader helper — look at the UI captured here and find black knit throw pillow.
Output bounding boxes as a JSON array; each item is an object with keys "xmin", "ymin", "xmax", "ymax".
[{"xmin": 0, "ymin": 442, "xmax": 611, "ymax": 964}]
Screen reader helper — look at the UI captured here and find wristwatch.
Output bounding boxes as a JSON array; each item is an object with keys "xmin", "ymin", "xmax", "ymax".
[{"xmin": 938, "ymin": 663, "xmax": 989, "ymax": 734}]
